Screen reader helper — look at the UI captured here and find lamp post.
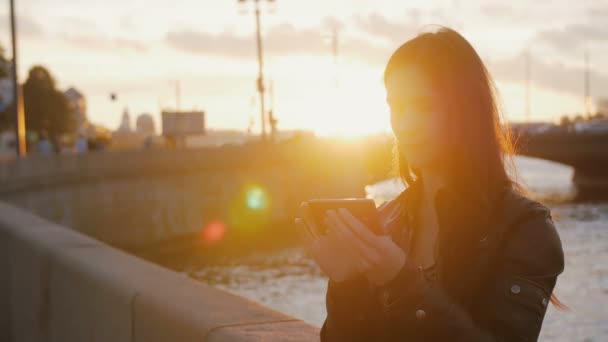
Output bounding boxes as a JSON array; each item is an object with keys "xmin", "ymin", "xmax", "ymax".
[
  {"xmin": 525, "ymin": 49, "xmax": 531, "ymax": 122},
  {"xmin": 238, "ymin": 0, "xmax": 275, "ymax": 142},
  {"xmin": 9, "ymin": 0, "xmax": 26, "ymax": 156},
  {"xmin": 170, "ymin": 80, "xmax": 181, "ymax": 112},
  {"xmin": 584, "ymin": 50, "xmax": 591, "ymax": 118}
]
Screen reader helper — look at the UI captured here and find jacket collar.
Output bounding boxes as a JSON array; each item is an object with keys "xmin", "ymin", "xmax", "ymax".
[{"xmin": 396, "ymin": 177, "xmax": 506, "ymax": 239}]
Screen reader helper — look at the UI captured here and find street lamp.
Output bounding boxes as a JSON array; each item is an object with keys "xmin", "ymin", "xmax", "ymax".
[
  {"xmin": 9, "ymin": 0, "xmax": 26, "ymax": 156},
  {"xmin": 169, "ymin": 80, "xmax": 181, "ymax": 112},
  {"xmin": 238, "ymin": 0, "xmax": 275, "ymax": 142}
]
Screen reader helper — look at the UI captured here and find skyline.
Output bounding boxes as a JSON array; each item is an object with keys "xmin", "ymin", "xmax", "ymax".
[{"xmin": 1, "ymin": 0, "xmax": 608, "ymax": 136}]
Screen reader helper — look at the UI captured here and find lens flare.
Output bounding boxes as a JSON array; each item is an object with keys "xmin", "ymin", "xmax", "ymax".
[
  {"xmin": 227, "ymin": 184, "xmax": 273, "ymax": 233},
  {"xmin": 201, "ymin": 219, "xmax": 226, "ymax": 244},
  {"xmin": 246, "ymin": 186, "xmax": 268, "ymax": 210}
]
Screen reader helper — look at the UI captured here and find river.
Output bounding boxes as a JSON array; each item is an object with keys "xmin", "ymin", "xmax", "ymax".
[{"xmin": 187, "ymin": 156, "xmax": 608, "ymax": 341}]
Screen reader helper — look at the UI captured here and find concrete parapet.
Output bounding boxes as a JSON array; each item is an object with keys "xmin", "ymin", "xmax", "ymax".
[{"xmin": 0, "ymin": 201, "xmax": 319, "ymax": 341}]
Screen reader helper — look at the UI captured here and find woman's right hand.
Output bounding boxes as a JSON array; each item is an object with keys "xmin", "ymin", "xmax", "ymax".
[{"xmin": 295, "ymin": 202, "xmax": 360, "ymax": 282}]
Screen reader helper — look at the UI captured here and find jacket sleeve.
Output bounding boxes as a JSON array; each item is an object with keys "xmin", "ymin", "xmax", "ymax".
[
  {"xmin": 380, "ymin": 207, "xmax": 565, "ymax": 341},
  {"xmin": 320, "ymin": 275, "xmax": 384, "ymax": 341}
]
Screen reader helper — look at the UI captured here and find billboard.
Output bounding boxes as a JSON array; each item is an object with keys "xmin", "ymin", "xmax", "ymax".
[{"xmin": 162, "ymin": 111, "xmax": 205, "ymax": 136}]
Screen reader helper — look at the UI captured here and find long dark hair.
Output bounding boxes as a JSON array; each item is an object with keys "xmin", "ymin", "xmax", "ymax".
[
  {"xmin": 384, "ymin": 26, "xmax": 566, "ymax": 310},
  {"xmin": 385, "ymin": 26, "xmax": 520, "ymax": 204}
]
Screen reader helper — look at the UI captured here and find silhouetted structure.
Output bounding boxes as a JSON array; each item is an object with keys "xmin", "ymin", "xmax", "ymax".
[
  {"xmin": 161, "ymin": 110, "xmax": 205, "ymax": 148},
  {"xmin": 515, "ymin": 123, "xmax": 608, "ymax": 196},
  {"xmin": 118, "ymin": 108, "xmax": 132, "ymax": 132},
  {"xmin": 136, "ymin": 113, "xmax": 156, "ymax": 135},
  {"xmin": 64, "ymin": 87, "xmax": 87, "ymax": 133}
]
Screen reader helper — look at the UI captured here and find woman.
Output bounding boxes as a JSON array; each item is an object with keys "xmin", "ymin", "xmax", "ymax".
[{"xmin": 295, "ymin": 26, "xmax": 565, "ymax": 341}]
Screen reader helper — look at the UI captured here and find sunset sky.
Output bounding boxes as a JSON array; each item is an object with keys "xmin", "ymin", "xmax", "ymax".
[{"xmin": 1, "ymin": 0, "xmax": 607, "ymax": 136}]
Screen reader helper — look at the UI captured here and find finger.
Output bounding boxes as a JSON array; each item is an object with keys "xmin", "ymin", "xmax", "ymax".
[
  {"xmin": 298, "ymin": 201, "xmax": 307, "ymax": 216},
  {"xmin": 326, "ymin": 210, "xmax": 381, "ymax": 266},
  {"xmin": 294, "ymin": 217, "xmax": 316, "ymax": 245},
  {"xmin": 324, "ymin": 216, "xmax": 363, "ymax": 265},
  {"xmin": 300, "ymin": 202, "xmax": 322, "ymax": 238},
  {"xmin": 334, "ymin": 224, "xmax": 380, "ymax": 268},
  {"xmin": 324, "ymin": 212, "xmax": 365, "ymax": 263},
  {"xmin": 351, "ymin": 253, "xmax": 371, "ymax": 273},
  {"xmin": 295, "ymin": 218, "xmax": 323, "ymax": 261},
  {"xmin": 337, "ymin": 208, "xmax": 380, "ymax": 249}
]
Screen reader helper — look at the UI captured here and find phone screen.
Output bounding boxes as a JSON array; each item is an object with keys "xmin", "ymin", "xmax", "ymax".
[{"xmin": 305, "ymin": 198, "xmax": 384, "ymax": 235}]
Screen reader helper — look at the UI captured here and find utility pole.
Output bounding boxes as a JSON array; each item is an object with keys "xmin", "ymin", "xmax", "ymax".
[
  {"xmin": 525, "ymin": 49, "xmax": 531, "ymax": 122},
  {"xmin": 268, "ymin": 79, "xmax": 277, "ymax": 141},
  {"xmin": 238, "ymin": 0, "xmax": 274, "ymax": 142},
  {"xmin": 10, "ymin": 0, "xmax": 26, "ymax": 156},
  {"xmin": 331, "ymin": 25, "xmax": 339, "ymax": 88},
  {"xmin": 584, "ymin": 50, "xmax": 591, "ymax": 118},
  {"xmin": 171, "ymin": 80, "xmax": 181, "ymax": 111}
]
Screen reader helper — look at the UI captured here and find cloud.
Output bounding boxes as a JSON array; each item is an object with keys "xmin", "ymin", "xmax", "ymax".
[
  {"xmin": 120, "ymin": 14, "xmax": 135, "ymax": 30},
  {"xmin": 0, "ymin": 13, "xmax": 146, "ymax": 53},
  {"xmin": 166, "ymin": 22, "xmax": 395, "ymax": 67},
  {"xmin": 165, "ymin": 13, "xmax": 607, "ymax": 100},
  {"xmin": 477, "ymin": 2, "xmax": 545, "ymax": 24},
  {"xmin": 535, "ymin": 23, "xmax": 608, "ymax": 52},
  {"xmin": 166, "ymin": 29, "xmax": 253, "ymax": 57},
  {"xmin": 165, "ymin": 13, "xmax": 472, "ymax": 68},
  {"xmin": 488, "ymin": 51, "xmax": 608, "ymax": 98},
  {"xmin": 61, "ymin": 34, "xmax": 148, "ymax": 53},
  {"xmin": 340, "ymin": 38, "xmax": 392, "ymax": 66},
  {"xmin": 321, "ymin": 16, "xmax": 344, "ymax": 31},
  {"xmin": 267, "ymin": 23, "xmax": 329, "ymax": 55},
  {"xmin": 480, "ymin": 3, "xmax": 518, "ymax": 18},
  {"xmin": 586, "ymin": 4, "xmax": 608, "ymax": 20},
  {"xmin": 0, "ymin": 15, "xmax": 44, "ymax": 38},
  {"xmin": 57, "ymin": 16, "xmax": 99, "ymax": 33},
  {"xmin": 354, "ymin": 12, "xmax": 420, "ymax": 44},
  {"xmin": 353, "ymin": 10, "xmax": 467, "ymax": 45},
  {"xmin": 166, "ymin": 18, "xmax": 362, "ymax": 59}
]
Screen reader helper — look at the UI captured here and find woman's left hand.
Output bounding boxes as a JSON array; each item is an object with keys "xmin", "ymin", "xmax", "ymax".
[{"xmin": 324, "ymin": 208, "xmax": 407, "ymax": 286}]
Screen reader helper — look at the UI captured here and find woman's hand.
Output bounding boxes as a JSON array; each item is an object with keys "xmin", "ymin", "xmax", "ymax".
[
  {"xmin": 294, "ymin": 203, "xmax": 361, "ymax": 282},
  {"xmin": 324, "ymin": 208, "xmax": 406, "ymax": 286}
]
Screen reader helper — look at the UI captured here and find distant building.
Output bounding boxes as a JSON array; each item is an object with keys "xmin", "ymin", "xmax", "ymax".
[
  {"xmin": 574, "ymin": 118, "xmax": 608, "ymax": 133},
  {"xmin": 161, "ymin": 110, "xmax": 205, "ymax": 148},
  {"xmin": 597, "ymin": 98, "xmax": 608, "ymax": 115},
  {"xmin": 0, "ymin": 60, "xmax": 13, "ymax": 112},
  {"xmin": 64, "ymin": 87, "xmax": 88, "ymax": 133},
  {"xmin": 136, "ymin": 113, "xmax": 156, "ymax": 135},
  {"xmin": 112, "ymin": 109, "xmax": 144, "ymax": 151},
  {"xmin": 117, "ymin": 108, "xmax": 132, "ymax": 132}
]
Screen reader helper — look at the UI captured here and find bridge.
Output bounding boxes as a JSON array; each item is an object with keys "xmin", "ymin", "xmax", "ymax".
[
  {"xmin": 514, "ymin": 127, "xmax": 608, "ymax": 196},
  {"xmin": 0, "ymin": 136, "xmax": 393, "ymax": 251}
]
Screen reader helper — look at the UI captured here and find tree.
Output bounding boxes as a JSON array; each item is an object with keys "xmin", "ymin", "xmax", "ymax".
[
  {"xmin": 0, "ymin": 43, "xmax": 7, "ymax": 78},
  {"xmin": 22, "ymin": 65, "xmax": 73, "ymax": 137},
  {"xmin": 0, "ymin": 43, "xmax": 10, "ymax": 130}
]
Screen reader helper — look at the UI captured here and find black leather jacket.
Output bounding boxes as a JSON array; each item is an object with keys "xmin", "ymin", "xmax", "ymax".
[{"xmin": 320, "ymin": 181, "xmax": 565, "ymax": 341}]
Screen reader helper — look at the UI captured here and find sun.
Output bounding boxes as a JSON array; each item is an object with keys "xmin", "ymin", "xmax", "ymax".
[
  {"xmin": 271, "ymin": 56, "xmax": 392, "ymax": 137},
  {"xmin": 313, "ymin": 72, "xmax": 392, "ymax": 138}
]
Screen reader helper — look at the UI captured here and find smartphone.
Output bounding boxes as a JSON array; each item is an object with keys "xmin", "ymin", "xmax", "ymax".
[{"xmin": 305, "ymin": 198, "xmax": 385, "ymax": 235}]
